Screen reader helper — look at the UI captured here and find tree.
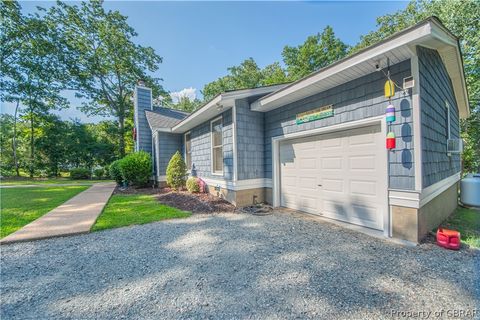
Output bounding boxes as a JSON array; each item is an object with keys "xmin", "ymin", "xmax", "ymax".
[
  {"xmin": 1, "ymin": 1, "xmax": 69, "ymax": 177},
  {"xmin": 47, "ymin": 1, "xmax": 166, "ymax": 157},
  {"xmin": 282, "ymin": 26, "xmax": 349, "ymax": 81},
  {"xmin": 166, "ymin": 151, "xmax": 187, "ymax": 190},
  {"xmin": 35, "ymin": 114, "xmax": 69, "ymax": 177},
  {"xmin": 202, "ymin": 58, "xmax": 288, "ymax": 101},
  {"xmin": 352, "ymin": 0, "xmax": 479, "ymax": 171},
  {"xmin": 171, "ymin": 96, "xmax": 202, "ymax": 113},
  {"xmin": 201, "ymin": 27, "xmax": 347, "ymax": 101}
]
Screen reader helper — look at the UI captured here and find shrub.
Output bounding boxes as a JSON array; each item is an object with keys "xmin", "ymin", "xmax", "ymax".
[
  {"xmin": 109, "ymin": 160, "xmax": 123, "ymax": 185},
  {"xmin": 166, "ymin": 151, "xmax": 187, "ymax": 190},
  {"xmin": 186, "ymin": 177, "xmax": 200, "ymax": 193},
  {"xmin": 94, "ymin": 168, "xmax": 105, "ymax": 179},
  {"xmin": 70, "ymin": 168, "xmax": 91, "ymax": 180},
  {"xmin": 119, "ymin": 151, "xmax": 152, "ymax": 187}
]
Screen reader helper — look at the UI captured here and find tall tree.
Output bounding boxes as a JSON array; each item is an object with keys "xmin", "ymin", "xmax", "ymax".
[
  {"xmin": 282, "ymin": 26, "xmax": 349, "ymax": 81},
  {"xmin": 1, "ymin": 1, "xmax": 68, "ymax": 177},
  {"xmin": 201, "ymin": 26, "xmax": 347, "ymax": 101},
  {"xmin": 202, "ymin": 58, "xmax": 288, "ymax": 101},
  {"xmin": 47, "ymin": 0, "xmax": 165, "ymax": 157}
]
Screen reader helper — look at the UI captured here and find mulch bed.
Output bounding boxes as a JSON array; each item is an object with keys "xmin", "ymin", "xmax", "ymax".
[
  {"xmin": 156, "ymin": 188, "xmax": 236, "ymax": 214},
  {"xmin": 113, "ymin": 186, "xmax": 235, "ymax": 214}
]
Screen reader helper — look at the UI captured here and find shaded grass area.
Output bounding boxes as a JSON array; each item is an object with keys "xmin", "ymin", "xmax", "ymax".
[
  {"xmin": 92, "ymin": 194, "xmax": 191, "ymax": 231},
  {"xmin": 441, "ymin": 206, "xmax": 480, "ymax": 248},
  {"xmin": 0, "ymin": 178, "xmax": 111, "ymax": 186},
  {"xmin": 0, "ymin": 186, "xmax": 89, "ymax": 238}
]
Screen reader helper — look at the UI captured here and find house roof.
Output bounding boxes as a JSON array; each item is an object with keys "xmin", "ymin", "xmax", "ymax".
[
  {"xmin": 145, "ymin": 107, "xmax": 189, "ymax": 131},
  {"xmin": 251, "ymin": 17, "xmax": 469, "ymax": 119},
  {"xmin": 171, "ymin": 83, "xmax": 289, "ymax": 133}
]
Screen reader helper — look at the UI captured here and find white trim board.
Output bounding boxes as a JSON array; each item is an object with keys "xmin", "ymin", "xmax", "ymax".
[
  {"xmin": 388, "ymin": 172, "xmax": 461, "ymax": 208},
  {"xmin": 410, "ymin": 54, "xmax": 423, "ymax": 191},
  {"xmin": 200, "ymin": 177, "xmax": 272, "ymax": 191}
]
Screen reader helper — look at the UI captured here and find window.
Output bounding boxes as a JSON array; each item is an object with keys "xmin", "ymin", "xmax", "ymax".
[
  {"xmin": 185, "ymin": 132, "xmax": 192, "ymax": 170},
  {"xmin": 211, "ymin": 117, "xmax": 223, "ymax": 174}
]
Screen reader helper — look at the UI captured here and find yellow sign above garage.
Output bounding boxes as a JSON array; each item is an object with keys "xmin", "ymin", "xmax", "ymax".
[{"xmin": 296, "ymin": 105, "xmax": 334, "ymax": 124}]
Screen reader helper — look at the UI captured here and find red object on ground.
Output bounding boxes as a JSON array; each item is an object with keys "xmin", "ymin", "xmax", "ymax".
[{"xmin": 436, "ymin": 228, "xmax": 461, "ymax": 250}]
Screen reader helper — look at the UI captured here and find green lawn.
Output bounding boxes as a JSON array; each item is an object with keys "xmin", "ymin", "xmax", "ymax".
[
  {"xmin": 92, "ymin": 194, "xmax": 191, "ymax": 231},
  {"xmin": 0, "ymin": 178, "xmax": 111, "ymax": 186},
  {"xmin": 441, "ymin": 206, "xmax": 480, "ymax": 248},
  {"xmin": 0, "ymin": 186, "xmax": 89, "ymax": 238}
]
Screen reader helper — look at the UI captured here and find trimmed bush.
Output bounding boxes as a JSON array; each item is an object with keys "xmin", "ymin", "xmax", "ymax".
[
  {"xmin": 70, "ymin": 168, "xmax": 91, "ymax": 180},
  {"xmin": 186, "ymin": 177, "xmax": 200, "ymax": 193},
  {"xmin": 119, "ymin": 151, "xmax": 152, "ymax": 187},
  {"xmin": 166, "ymin": 151, "xmax": 187, "ymax": 190},
  {"xmin": 109, "ymin": 160, "xmax": 123, "ymax": 185},
  {"xmin": 94, "ymin": 168, "xmax": 105, "ymax": 179}
]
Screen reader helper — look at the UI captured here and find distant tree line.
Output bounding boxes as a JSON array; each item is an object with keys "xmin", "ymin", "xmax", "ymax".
[{"xmin": 0, "ymin": 113, "xmax": 127, "ymax": 177}]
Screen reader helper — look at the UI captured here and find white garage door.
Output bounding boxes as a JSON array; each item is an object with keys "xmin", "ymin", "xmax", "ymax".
[{"xmin": 279, "ymin": 124, "xmax": 387, "ymax": 231}]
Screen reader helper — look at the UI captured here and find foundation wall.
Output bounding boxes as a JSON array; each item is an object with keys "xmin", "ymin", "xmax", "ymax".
[
  {"xmin": 392, "ymin": 183, "xmax": 458, "ymax": 242},
  {"xmin": 205, "ymin": 186, "xmax": 268, "ymax": 207}
]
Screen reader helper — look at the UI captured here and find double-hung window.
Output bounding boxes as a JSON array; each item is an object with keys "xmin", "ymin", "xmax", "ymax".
[
  {"xmin": 211, "ymin": 117, "xmax": 223, "ymax": 175},
  {"xmin": 185, "ymin": 132, "xmax": 192, "ymax": 170}
]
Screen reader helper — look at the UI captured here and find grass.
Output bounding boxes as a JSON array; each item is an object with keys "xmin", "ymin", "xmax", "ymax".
[
  {"xmin": 0, "ymin": 178, "xmax": 111, "ymax": 186},
  {"xmin": 441, "ymin": 206, "xmax": 480, "ymax": 248},
  {"xmin": 92, "ymin": 194, "xmax": 191, "ymax": 231},
  {"xmin": 0, "ymin": 186, "xmax": 89, "ymax": 238}
]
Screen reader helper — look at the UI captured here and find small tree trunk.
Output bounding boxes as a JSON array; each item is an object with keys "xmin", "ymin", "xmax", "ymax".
[
  {"xmin": 12, "ymin": 100, "xmax": 20, "ymax": 177},
  {"xmin": 29, "ymin": 110, "xmax": 34, "ymax": 178},
  {"xmin": 118, "ymin": 112, "xmax": 125, "ymax": 158}
]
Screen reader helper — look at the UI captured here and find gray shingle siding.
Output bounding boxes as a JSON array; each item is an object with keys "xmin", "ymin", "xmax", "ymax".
[
  {"xmin": 135, "ymin": 87, "xmax": 152, "ymax": 154},
  {"xmin": 236, "ymin": 98, "xmax": 265, "ymax": 180},
  {"xmin": 263, "ymin": 59, "xmax": 415, "ymax": 190},
  {"xmin": 188, "ymin": 109, "xmax": 234, "ymax": 180},
  {"xmin": 157, "ymin": 132, "xmax": 183, "ymax": 176},
  {"xmin": 417, "ymin": 46, "xmax": 461, "ymax": 188}
]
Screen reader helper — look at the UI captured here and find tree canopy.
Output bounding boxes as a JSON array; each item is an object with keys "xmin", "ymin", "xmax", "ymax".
[
  {"xmin": 201, "ymin": 26, "xmax": 347, "ymax": 101},
  {"xmin": 46, "ymin": 0, "xmax": 166, "ymax": 157}
]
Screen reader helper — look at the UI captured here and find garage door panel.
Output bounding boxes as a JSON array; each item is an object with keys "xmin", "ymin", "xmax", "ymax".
[
  {"xmin": 349, "ymin": 156, "xmax": 376, "ymax": 170},
  {"xmin": 322, "ymin": 178, "xmax": 344, "ymax": 192},
  {"xmin": 300, "ymin": 157, "xmax": 316, "ymax": 169},
  {"xmin": 280, "ymin": 124, "xmax": 386, "ymax": 231},
  {"xmin": 322, "ymin": 157, "xmax": 343, "ymax": 169}
]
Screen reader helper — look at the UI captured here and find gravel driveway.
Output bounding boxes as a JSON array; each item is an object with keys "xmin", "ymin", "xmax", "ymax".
[{"xmin": 1, "ymin": 211, "xmax": 479, "ymax": 319}]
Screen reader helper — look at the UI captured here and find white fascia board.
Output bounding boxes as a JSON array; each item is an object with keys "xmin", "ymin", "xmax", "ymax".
[
  {"xmin": 430, "ymin": 22, "xmax": 470, "ymax": 118},
  {"xmin": 171, "ymin": 95, "xmax": 223, "ymax": 133},
  {"xmin": 252, "ymin": 23, "xmax": 432, "ymax": 112},
  {"xmin": 171, "ymin": 84, "xmax": 289, "ymax": 133}
]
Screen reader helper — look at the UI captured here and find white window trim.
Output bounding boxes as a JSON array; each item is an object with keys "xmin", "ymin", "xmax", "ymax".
[
  {"xmin": 210, "ymin": 116, "xmax": 224, "ymax": 176},
  {"xmin": 446, "ymin": 101, "xmax": 451, "ymax": 139},
  {"xmin": 184, "ymin": 131, "xmax": 192, "ymax": 173}
]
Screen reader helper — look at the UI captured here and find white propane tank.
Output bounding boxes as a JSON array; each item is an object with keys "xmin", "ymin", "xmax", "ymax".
[{"xmin": 460, "ymin": 173, "xmax": 480, "ymax": 207}]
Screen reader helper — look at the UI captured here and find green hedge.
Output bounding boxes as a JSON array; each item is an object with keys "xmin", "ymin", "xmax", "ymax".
[
  {"xmin": 119, "ymin": 151, "xmax": 152, "ymax": 187},
  {"xmin": 109, "ymin": 160, "xmax": 123, "ymax": 185},
  {"xmin": 70, "ymin": 168, "xmax": 91, "ymax": 180},
  {"xmin": 166, "ymin": 151, "xmax": 187, "ymax": 190},
  {"xmin": 186, "ymin": 177, "xmax": 200, "ymax": 193}
]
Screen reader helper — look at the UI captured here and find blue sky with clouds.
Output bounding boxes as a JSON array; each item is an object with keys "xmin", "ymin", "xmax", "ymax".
[{"xmin": 1, "ymin": 1, "xmax": 408, "ymax": 123}]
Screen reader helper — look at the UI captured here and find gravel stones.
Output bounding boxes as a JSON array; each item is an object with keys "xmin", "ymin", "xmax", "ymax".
[{"xmin": 1, "ymin": 211, "xmax": 479, "ymax": 319}]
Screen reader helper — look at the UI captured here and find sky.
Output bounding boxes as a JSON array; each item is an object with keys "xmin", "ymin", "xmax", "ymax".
[{"xmin": 1, "ymin": 0, "xmax": 409, "ymax": 123}]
